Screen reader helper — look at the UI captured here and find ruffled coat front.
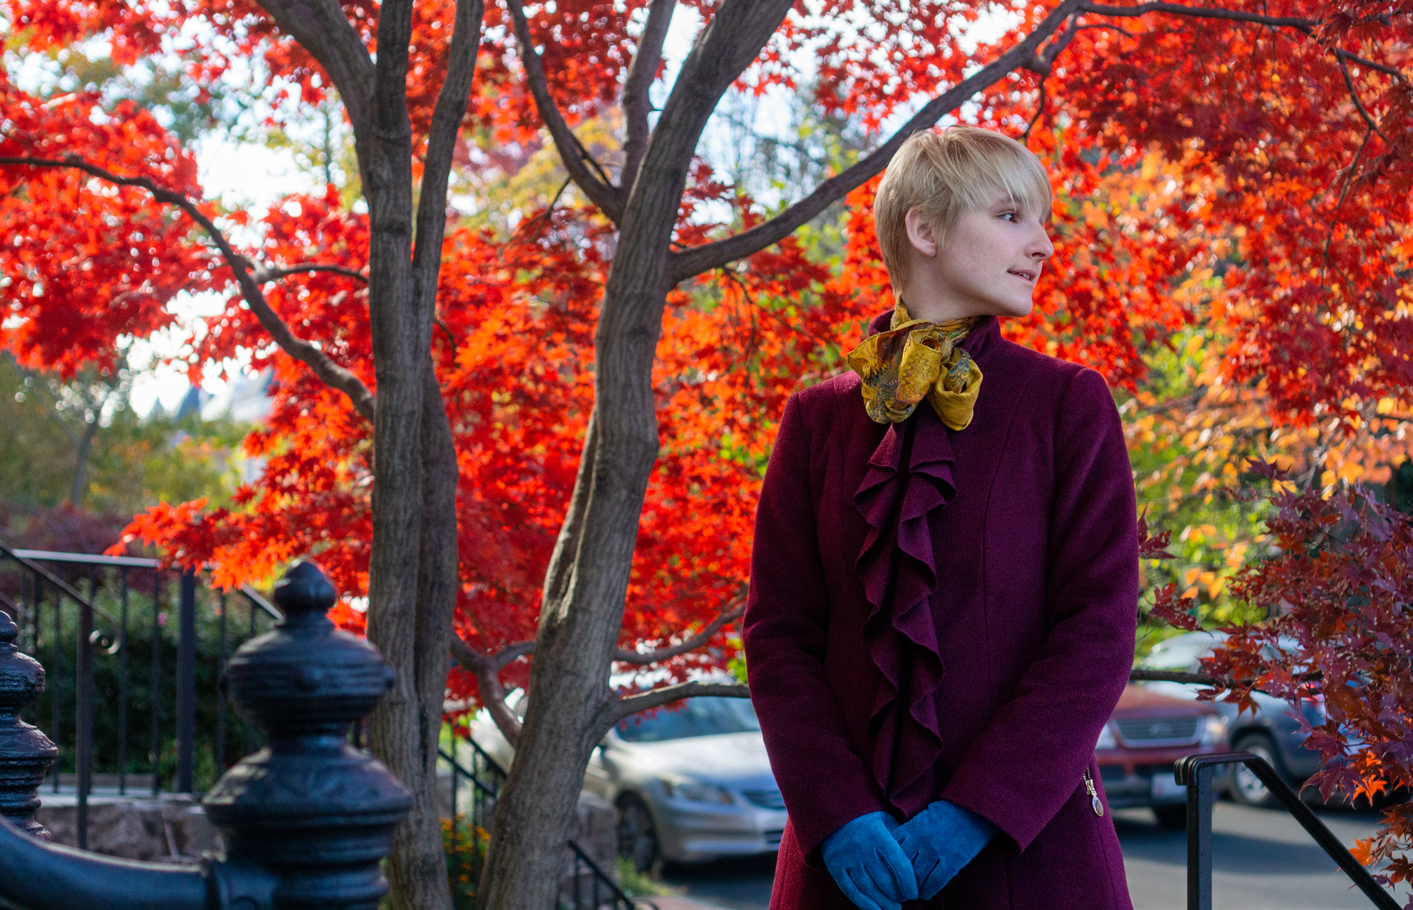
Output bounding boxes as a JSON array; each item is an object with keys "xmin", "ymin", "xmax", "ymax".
[{"xmin": 743, "ymin": 315, "xmax": 1138, "ymax": 910}]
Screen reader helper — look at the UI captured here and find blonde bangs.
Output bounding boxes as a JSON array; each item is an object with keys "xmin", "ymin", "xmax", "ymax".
[{"xmin": 947, "ymin": 147, "xmax": 1053, "ymax": 223}]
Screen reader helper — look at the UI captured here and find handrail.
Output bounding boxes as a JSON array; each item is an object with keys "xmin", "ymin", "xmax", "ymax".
[
  {"xmin": 437, "ymin": 747, "xmax": 499, "ymax": 799},
  {"xmin": 233, "ymin": 585, "xmax": 282, "ymax": 623},
  {"xmin": 567, "ymin": 839, "xmax": 639, "ymax": 910},
  {"xmin": 0, "ymin": 560, "xmax": 408, "ymax": 910},
  {"xmin": 463, "ymin": 732, "xmax": 508, "ymax": 779},
  {"xmin": 10, "ymin": 549, "xmax": 162, "ymax": 568},
  {"xmin": 10, "ymin": 548, "xmax": 282, "ymax": 622},
  {"xmin": 0, "ymin": 542, "xmax": 122, "ymax": 630},
  {"xmin": 0, "ymin": 542, "xmax": 283, "ymax": 842},
  {"xmin": 445, "ymin": 735, "xmax": 640, "ymax": 909},
  {"xmin": 1174, "ymin": 751, "xmax": 1400, "ymax": 910},
  {"xmin": 0, "ymin": 814, "xmax": 210, "ymax": 910}
]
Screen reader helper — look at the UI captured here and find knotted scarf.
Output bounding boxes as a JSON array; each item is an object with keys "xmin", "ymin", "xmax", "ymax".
[{"xmin": 845, "ymin": 301, "xmax": 983, "ymax": 429}]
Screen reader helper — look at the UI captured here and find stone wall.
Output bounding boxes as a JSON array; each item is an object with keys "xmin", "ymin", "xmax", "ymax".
[
  {"xmin": 35, "ymin": 787, "xmax": 619, "ymax": 892},
  {"xmin": 35, "ymin": 794, "xmax": 223, "ymax": 862}
]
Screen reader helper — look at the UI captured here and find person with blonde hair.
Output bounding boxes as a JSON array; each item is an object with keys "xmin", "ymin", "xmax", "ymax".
[{"xmin": 744, "ymin": 126, "xmax": 1138, "ymax": 910}]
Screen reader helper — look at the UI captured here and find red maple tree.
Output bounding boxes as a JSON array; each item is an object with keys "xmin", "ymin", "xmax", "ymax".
[{"xmin": 2, "ymin": 0, "xmax": 1410, "ymax": 905}]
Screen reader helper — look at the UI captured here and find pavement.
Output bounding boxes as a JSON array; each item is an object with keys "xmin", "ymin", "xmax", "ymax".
[
  {"xmin": 659, "ymin": 802, "xmax": 1412, "ymax": 910},
  {"xmin": 634, "ymin": 898, "xmax": 736, "ymax": 910}
]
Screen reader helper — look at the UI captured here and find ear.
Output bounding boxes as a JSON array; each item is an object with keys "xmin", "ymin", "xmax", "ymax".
[{"xmin": 904, "ymin": 208, "xmax": 939, "ymax": 258}]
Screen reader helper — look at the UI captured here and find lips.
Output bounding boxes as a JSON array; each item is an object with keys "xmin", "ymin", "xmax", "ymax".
[{"xmin": 1009, "ymin": 268, "xmax": 1037, "ymax": 282}]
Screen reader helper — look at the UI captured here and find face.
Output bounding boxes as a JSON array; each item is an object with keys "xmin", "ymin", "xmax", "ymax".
[{"xmin": 905, "ymin": 189, "xmax": 1055, "ymax": 319}]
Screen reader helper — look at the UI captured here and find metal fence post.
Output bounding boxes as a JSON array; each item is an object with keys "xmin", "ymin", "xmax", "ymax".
[
  {"xmin": 1179, "ymin": 751, "xmax": 1401, "ymax": 910},
  {"xmin": 176, "ymin": 569, "xmax": 197, "ymax": 794},
  {"xmin": 118, "ymin": 568, "xmax": 130, "ymax": 795},
  {"xmin": 1183, "ymin": 758, "xmax": 1213, "ymax": 910},
  {"xmin": 76, "ymin": 572, "xmax": 96, "ymax": 849},
  {"xmin": 49, "ymin": 580, "xmax": 60, "ymax": 795},
  {"xmin": 150, "ymin": 570, "xmax": 162, "ymax": 797},
  {"xmin": 203, "ymin": 560, "xmax": 413, "ymax": 910},
  {"xmin": 0, "ymin": 607, "xmax": 58, "ymax": 839}
]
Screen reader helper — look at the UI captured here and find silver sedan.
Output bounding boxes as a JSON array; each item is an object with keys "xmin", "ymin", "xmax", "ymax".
[{"xmin": 470, "ymin": 693, "xmax": 788, "ymax": 870}]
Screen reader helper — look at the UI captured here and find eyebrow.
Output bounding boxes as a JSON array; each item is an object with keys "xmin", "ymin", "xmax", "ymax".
[
  {"xmin": 988, "ymin": 190, "xmax": 1047, "ymax": 220},
  {"xmin": 988, "ymin": 193, "xmax": 1024, "ymax": 212},
  {"xmin": 989, "ymin": 189, "xmax": 1023, "ymax": 209}
]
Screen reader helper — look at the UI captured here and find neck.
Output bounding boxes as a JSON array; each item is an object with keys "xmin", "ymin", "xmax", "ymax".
[{"xmin": 896, "ymin": 286, "xmax": 982, "ymax": 324}]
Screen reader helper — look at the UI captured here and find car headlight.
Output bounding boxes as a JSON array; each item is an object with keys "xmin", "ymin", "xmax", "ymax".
[
  {"xmin": 1096, "ymin": 723, "xmax": 1117, "ymax": 750},
  {"xmin": 1199, "ymin": 715, "xmax": 1228, "ymax": 746},
  {"xmin": 661, "ymin": 777, "xmax": 734, "ymax": 805}
]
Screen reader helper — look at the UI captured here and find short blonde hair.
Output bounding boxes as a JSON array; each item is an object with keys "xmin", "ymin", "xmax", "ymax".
[{"xmin": 874, "ymin": 126, "xmax": 1052, "ymax": 292}]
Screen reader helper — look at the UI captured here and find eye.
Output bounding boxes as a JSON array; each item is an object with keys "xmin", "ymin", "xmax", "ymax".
[{"xmin": 999, "ymin": 210, "xmax": 1019, "ymax": 222}]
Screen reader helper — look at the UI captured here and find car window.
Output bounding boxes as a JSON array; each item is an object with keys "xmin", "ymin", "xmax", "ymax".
[
  {"xmin": 1139, "ymin": 634, "xmax": 1218, "ymax": 671},
  {"xmin": 616, "ymin": 696, "xmax": 761, "ymax": 742}
]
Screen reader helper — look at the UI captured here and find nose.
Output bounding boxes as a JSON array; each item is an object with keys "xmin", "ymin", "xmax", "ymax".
[{"xmin": 1028, "ymin": 222, "xmax": 1054, "ymax": 260}]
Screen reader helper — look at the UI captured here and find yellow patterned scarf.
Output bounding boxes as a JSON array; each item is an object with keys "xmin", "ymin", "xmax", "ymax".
[{"xmin": 846, "ymin": 301, "xmax": 983, "ymax": 429}]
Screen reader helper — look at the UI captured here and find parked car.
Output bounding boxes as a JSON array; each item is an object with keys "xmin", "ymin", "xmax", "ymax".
[
  {"xmin": 469, "ymin": 689, "xmax": 787, "ymax": 871},
  {"xmin": 1095, "ymin": 683, "xmax": 1230, "ymax": 828},
  {"xmin": 1136, "ymin": 631, "xmax": 1329, "ymax": 807}
]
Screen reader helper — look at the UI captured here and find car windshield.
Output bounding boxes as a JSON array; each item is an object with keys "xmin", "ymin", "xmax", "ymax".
[
  {"xmin": 616, "ymin": 696, "xmax": 761, "ymax": 742},
  {"xmin": 1139, "ymin": 634, "xmax": 1219, "ymax": 671}
]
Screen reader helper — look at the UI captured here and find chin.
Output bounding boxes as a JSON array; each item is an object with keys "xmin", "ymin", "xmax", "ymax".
[{"xmin": 992, "ymin": 301, "xmax": 1034, "ymax": 318}]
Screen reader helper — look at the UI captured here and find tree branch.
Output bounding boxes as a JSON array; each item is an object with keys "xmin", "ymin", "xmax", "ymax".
[
  {"xmin": 1128, "ymin": 667, "xmax": 1325, "ymax": 693},
  {"xmin": 1337, "ymin": 57, "xmax": 1392, "ymax": 146},
  {"xmin": 450, "ymin": 636, "xmax": 535, "ymax": 746},
  {"xmin": 505, "ymin": 0, "xmax": 626, "ymax": 221},
  {"xmin": 1330, "ymin": 48, "xmax": 1406, "ymax": 82},
  {"xmin": 413, "ymin": 0, "xmax": 486, "ymax": 288},
  {"xmin": 606, "ymin": 680, "xmax": 752, "ymax": 724},
  {"xmin": 1076, "ymin": 2, "xmax": 1315, "ymax": 28},
  {"xmin": 0, "ymin": 156, "xmax": 377, "ymax": 423},
  {"xmin": 1128, "ymin": 669, "xmax": 1217, "ymax": 685},
  {"xmin": 613, "ymin": 600, "xmax": 744, "ymax": 665},
  {"xmin": 668, "ymin": 0, "xmax": 1083, "ymax": 281},
  {"xmin": 250, "ymin": 263, "xmax": 370, "ymax": 284},
  {"xmin": 1081, "ymin": 2, "xmax": 1406, "ymax": 85},
  {"xmin": 621, "ymin": 0, "xmax": 677, "ymax": 189},
  {"xmin": 1026, "ymin": 12, "xmax": 1082, "ymax": 76},
  {"xmin": 1022, "ymin": 81, "xmax": 1050, "ymax": 142},
  {"xmin": 253, "ymin": 0, "xmax": 376, "ymax": 132}
]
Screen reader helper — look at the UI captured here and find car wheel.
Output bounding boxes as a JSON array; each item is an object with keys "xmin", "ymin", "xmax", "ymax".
[
  {"xmin": 1230, "ymin": 733, "xmax": 1286, "ymax": 808},
  {"xmin": 616, "ymin": 793, "xmax": 660, "ymax": 873},
  {"xmin": 1151, "ymin": 803, "xmax": 1187, "ymax": 830}
]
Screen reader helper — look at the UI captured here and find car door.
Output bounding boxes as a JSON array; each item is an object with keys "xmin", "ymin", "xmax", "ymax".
[{"xmin": 583, "ymin": 730, "xmax": 621, "ymax": 799}]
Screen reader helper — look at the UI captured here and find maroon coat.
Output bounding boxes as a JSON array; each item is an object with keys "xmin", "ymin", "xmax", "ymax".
[{"xmin": 743, "ymin": 315, "xmax": 1138, "ymax": 910}]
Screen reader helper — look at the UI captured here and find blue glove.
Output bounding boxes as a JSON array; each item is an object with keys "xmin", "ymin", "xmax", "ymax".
[
  {"xmin": 892, "ymin": 799, "xmax": 999, "ymax": 899},
  {"xmin": 820, "ymin": 811, "xmax": 919, "ymax": 910}
]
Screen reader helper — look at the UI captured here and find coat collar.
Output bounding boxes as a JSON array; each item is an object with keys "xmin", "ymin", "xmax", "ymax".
[{"xmin": 866, "ymin": 310, "xmax": 1001, "ymax": 360}]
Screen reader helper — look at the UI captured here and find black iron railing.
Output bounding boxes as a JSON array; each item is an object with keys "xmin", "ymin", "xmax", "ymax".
[
  {"xmin": 0, "ymin": 543, "xmax": 280, "ymax": 848},
  {"xmin": 0, "ymin": 560, "xmax": 411, "ymax": 910},
  {"xmin": 1175, "ymin": 751, "xmax": 1400, "ymax": 910},
  {"xmin": 438, "ymin": 746, "xmax": 499, "ymax": 899},
  {"xmin": 2, "ymin": 544, "xmax": 642, "ymax": 905},
  {"xmin": 443, "ymin": 734, "xmax": 640, "ymax": 909}
]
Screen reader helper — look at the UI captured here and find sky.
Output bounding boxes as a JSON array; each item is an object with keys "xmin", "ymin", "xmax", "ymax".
[{"xmin": 128, "ymin": 140, "xmax": 318, "ymax": 417}]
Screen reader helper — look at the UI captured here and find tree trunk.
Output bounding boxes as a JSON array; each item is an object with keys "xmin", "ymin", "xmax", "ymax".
[
  {"xmin": 361, "ymin": 16, "xmax": 455, "ymax": 901},
  {"xmin": 382, "ymin": 364, "xmax": 460, "ymax": 910},
  {"xmin": 70, "ymin": 416, "xmax": 99, "ymax": 506},
  {"xmin": 473, "ymin": 6, "xmax": 803, "ymax": 903},
  {"xmin": 475, "ymin": 202, "xmax": 679, "ymax": 910}
]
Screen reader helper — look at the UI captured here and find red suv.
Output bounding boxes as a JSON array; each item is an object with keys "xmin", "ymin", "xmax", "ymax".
[{"xmin": 1095, "ymin": 684, "xmax": 1229, "ymax": 828}]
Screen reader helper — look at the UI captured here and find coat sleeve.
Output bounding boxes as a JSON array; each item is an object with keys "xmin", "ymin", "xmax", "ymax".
[
  {"xmin": 743, "ymin": 392, "xmax": 886, "ymax": 862},
  {"xmin": 937, "ymin": 367, "xmax": 1139, "ymax": 851}
]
